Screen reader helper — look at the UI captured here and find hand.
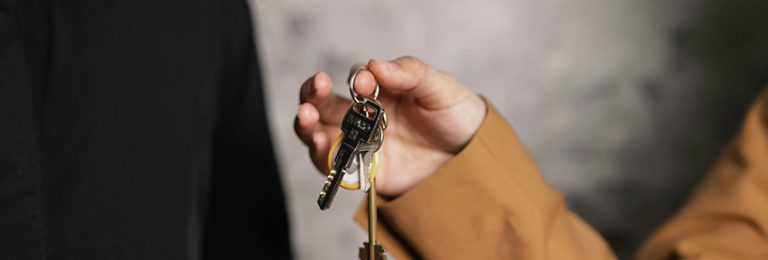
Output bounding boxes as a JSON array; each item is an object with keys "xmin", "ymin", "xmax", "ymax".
[{"xmin": 294, "ymin": 56, "xmax": 486, "ymax": 197}]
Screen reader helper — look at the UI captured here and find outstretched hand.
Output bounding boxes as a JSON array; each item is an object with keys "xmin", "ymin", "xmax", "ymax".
[{"xmin": 294, "ymin": 56, "xmax": 486, "ymax": 197}]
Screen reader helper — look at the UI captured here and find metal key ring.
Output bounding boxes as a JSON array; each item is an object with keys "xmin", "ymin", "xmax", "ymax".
[{"xmin": 348, "ymin": 64, "xmax": 380, "ymax": 104}]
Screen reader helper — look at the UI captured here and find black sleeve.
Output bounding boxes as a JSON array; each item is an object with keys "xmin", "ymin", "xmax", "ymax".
[
  {"xmin": 203, "ymin": 1, "xmax": 292, "ymax": 259},
  {"xmin": 0, "ymin": 0, "xmax": 49, "ymax": 259}
]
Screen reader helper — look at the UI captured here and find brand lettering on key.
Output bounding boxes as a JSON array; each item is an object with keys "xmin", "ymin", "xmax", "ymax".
[{"xmin": 347, "ymin": 116, "xmax": 372, "ymax": 132}]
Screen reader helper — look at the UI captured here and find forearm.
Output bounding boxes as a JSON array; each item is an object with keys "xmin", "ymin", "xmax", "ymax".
[
  {"xmin": 637, "ymin": 88, "xmax": 768, "ymax": 260},
  {"xmin": 356, "ymin": 100, "xmax": 615, "ymax": 259}
]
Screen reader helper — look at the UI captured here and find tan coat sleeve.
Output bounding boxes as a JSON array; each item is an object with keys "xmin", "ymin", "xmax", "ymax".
[
  {"xmin": 636, "ymin": 90, "xmax": 768, "ymax": 260},
  {"xmin": 355, "ymin": 101, "xmax": 616, "ymax": 259}
]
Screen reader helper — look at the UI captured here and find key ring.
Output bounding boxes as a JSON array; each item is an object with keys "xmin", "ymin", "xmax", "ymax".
[{"xmin": 348, "ymin": 64, "xmax": 380, "ymax": 104}]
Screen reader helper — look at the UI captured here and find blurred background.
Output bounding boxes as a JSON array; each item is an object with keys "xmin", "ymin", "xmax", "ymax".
[{"xmin": 250, "ymin": 0, "xmax": 768, "ymax": 259}]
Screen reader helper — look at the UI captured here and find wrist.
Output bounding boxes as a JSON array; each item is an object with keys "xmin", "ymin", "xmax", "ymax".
[{"xmin": 450, "ymin": 93, "xmax": 488, "ymax": 153}]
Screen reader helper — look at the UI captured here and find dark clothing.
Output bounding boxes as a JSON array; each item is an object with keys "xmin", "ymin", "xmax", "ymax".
[{"xmin": 0, "ymin": 0, "xmax": 291, "ymax": 259}]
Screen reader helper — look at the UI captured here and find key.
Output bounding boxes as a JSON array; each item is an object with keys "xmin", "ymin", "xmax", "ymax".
[
  {"xmin": 346, "ymin": 129, "xmax": 383, "ymax": 191},
  {"xmin": 326, "ymin": 132, "xmax": 381, "ymax": 191},
  {"xmin": 359, "ymin": 167, "xmax": 388, "ymax": 260},
  {"xmin": 356, "ymin": 154, "xmax": 369, "ymax": 191},
  {"xmin": 317, "ymin": 99, "xmax": 386, "ymax": 210}
]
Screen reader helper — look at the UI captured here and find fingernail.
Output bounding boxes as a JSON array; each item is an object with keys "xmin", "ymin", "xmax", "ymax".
[{"xmin": 374, "ymin": 59, "xmax": 398, "ymax": 72}]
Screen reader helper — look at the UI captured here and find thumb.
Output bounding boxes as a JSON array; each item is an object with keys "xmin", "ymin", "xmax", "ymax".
[{"xmin": 368, "ymin": 56, "xmax": 467, "ymax": 110}]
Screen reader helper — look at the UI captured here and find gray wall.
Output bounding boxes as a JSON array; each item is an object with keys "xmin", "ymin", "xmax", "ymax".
[{"xmin": 251, "ymin": 0, "xmax": 768, "ymax": 259}]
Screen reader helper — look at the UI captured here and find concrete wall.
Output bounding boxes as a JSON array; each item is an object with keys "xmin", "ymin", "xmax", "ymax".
[{"xmin": 251, "ymin": 0, "xmax": 768, "ymax": 259}]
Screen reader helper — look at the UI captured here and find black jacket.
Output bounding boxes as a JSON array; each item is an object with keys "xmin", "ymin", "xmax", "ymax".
[{"xmin": 0, "ymin": 0, "xmax": 291, "ymax": 258}]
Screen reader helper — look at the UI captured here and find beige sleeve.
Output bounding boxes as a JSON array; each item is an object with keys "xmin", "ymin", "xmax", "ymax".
[
  {"xmin": 355, "ymin": 101, "xmax": 616, "ymax": 259},
  {"xmin": 636, "ymin": 89, "xmax": 768, "ymax": 260}
]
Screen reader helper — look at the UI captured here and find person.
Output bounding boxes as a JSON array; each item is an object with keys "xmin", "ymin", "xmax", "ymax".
[
  {"xmin": 294, "ymin": 56, "xmax": 768, "ymax": 259},
  {"xmin": 1, "ymin": 0, "xmax": 290, "ymax": 259}
]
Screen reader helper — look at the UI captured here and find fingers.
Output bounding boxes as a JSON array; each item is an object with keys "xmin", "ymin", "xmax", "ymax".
[
  {"xmin": 299, "ymin": 72, "xmax": 353, "ymax": 124},
  {"xmin": 294, "ymin": 103, "xmax": 334, "ymax": 173},
  {"xmin": 294, "ymin": 103, "xmax": 319, "ymax": 145},
  {"xmin": 297, "ymin": 72, "xmax": 347, "ymax": 174},
  {"xmin": 309, "ymin": 131, "xmax": 331, "ymax": 174},
  {"xmin": 350, "ymin": 69, "xmax": 378, "ymax": 99},
  {"xmin": 367, "ymin": 56, "xmax": 467, "ymax": 110},
  {"xmin": 300, "ymin": 72, "xmax": 333, "ymax": 105}
]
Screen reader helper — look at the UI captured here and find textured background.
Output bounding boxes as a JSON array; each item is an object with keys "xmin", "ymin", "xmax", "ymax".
[{"xmin": 251, "ymin": 0, "xmax": 768, "ymax": 259}]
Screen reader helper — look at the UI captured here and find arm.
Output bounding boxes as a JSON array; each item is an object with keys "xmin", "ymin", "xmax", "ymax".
[
  {"xmin": 354, "ymin": 100, "xmax": 615, "ymax": 259},
  {"xmin": 295, "ymin": 57, "xmax": 616, "ymax": 259},
  {"xmin": 637, "ymin": 89, "xmax": 768, "ymax": 259}
]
